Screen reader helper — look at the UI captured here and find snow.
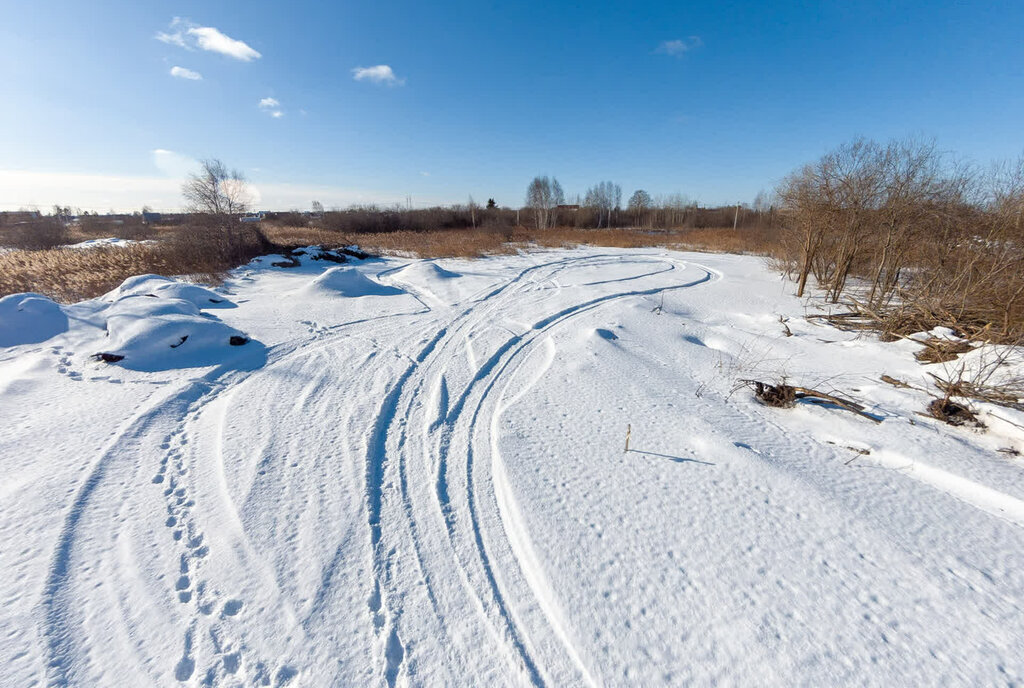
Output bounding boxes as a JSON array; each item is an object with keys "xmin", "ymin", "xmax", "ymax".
[
  {"xmin": 0, "ymin": 293, "xmax": 69, "ymax": 347},
  {"xmin": 97, "ymin": 294, "xmax": 258, "ymax": 372},
  {"xmin": 1, "ymin": 247, "xmax": 1023, "ymax": 686},
  {"xmin": 61, "ymin": 237, "xmax": 144, "ymax": 250},
  {"xmin": 301, "ymin": 266, "xmax": 405, "ymax": 298},
  {"xmin": 103, "ymin": 275, "xmax": 236, "ymax": 309}
]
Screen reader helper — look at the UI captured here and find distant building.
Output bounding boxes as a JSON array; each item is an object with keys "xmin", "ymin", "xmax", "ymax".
[
  {"xmin": 240, "ymin": 211, "xmax": 266, "ymax": 223},
  {"xmin": 142, "ymin": 212, "xmax": 162, "ymax": 224},
  {"xmin": 556, "ymin": 204, "xmax": 581, "ymax": 212}
]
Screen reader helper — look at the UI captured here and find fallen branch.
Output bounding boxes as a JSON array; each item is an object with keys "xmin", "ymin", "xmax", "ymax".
[{"xmin": 741, "ymin": 379, "xmax": 882, "ymax": 423}]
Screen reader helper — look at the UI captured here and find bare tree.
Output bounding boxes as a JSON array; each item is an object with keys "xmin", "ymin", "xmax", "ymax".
[
  {"xmin": 584, "ymin": 181, "xmax": 621, "ymax": 228},
  {"xmin": 526, "ymin": 175, "xmax": 565, "ymax": 229},
  {"xmin": 182, "ymin": 159, "xmax": 252, "ymax": 220},
  {"xmin": 628, "ymin": 189, "xmax": 652, "ymax": 227}
]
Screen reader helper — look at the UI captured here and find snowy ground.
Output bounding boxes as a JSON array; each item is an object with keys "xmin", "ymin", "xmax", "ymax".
[
  {"xmin": 60, "ymin": 237, "xmax": 149, "ymax": 250},
  {"xmin": 1, "ymin": 247, "xmax": 1023, "ymax": 687}
]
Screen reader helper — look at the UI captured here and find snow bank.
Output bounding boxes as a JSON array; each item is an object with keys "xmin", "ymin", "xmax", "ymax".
[
  {"xmin": 0, "ymin": 293, "xmax": 69, "ymax": 347},
  {"xmin": 302, "ymin": 266, "xmax": 404, "ymax": 297}
]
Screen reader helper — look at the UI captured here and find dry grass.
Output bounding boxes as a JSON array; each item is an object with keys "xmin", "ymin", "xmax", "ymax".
[
  {"xmin": 0, "ymin": 226, "xmax": 272, "ymax": 302},
  {"xmin": 0, "ymin": 244, "xmax": 182, "ymax": 302},
  {"xmin": 265, "ymin": 223, "xmax": 777, "ymax": 258},
  {"xmin": 1, "ymin": 223, "xmax": 774, "ymax": 303},
  {"xmin": 914, "ymin": 338, "xmax": 974, "ymax": 364}
]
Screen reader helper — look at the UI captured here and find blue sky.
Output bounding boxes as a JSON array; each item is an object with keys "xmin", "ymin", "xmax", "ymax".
[{"xmin": 2, "ymin": 0, "xmax": 1023, "ymax": 211}]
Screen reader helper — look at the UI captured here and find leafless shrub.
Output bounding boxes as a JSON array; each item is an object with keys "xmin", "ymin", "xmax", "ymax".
[
  {"xmin": 929, "ymin": 342, "xmax": 1024, "ymax": 411},
  {"xmin": 0, "ymin": 216, "xmax": 67, "ymax": 250},
  {"xmin": 777, "ymin": 139, "xmax": 1024, "ymax": 342}
]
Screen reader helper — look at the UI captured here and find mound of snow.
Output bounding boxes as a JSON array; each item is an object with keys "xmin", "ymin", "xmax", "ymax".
[
  {"xmin": 92, "ymin": 275, "xmax": 257, "ymax": 371},
  {"xmin": 0, "ymin": 293, "xmax": 69, "ymax": 347},
  {"xmin": 393, "ymin": 262, "xmax": 462, "ymax": 282},
  {"xmin": 303, "ymin": 267, "xmax": 404, "ymax": 297},
  {"xmin": 96, "ymin": 297, "xmax": 253, "ymax": 371},
  {"xmin": 104, "ymin": 275, "xmax": 234, "ymax": 309},
  {"xmin": 382, "ymin": 260, "xmax": 490, "ymax": 305}
]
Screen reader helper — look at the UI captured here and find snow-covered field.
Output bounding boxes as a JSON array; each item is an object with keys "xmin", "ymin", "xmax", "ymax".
[{"xmin": 2, "ymin": 247, "xmax": 1023, "ymax": 687}]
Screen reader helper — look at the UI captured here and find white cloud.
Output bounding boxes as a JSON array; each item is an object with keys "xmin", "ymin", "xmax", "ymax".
[
  {"xmin": 352, "ymin": 65, "xmax": 404, "ymax": 86},
  {"xmin": 0, "ymin": 168, "xmax": 429, "ymax": 213},
  {"xmin": 656, "ymin": 37, "xmax": 703, "ymax": 56},
  {"xmin": 187, "ymin": 26, "xmax": 261, "ymax": 61},
  {"xmin": 420, "ymin": 171, "xmax": 430, "ymax": 177},
  {"xmin": 170, "ymin": 66, "xmax": 202, "ymax": 80},
  {"xmin": 155, "ymin": 18, "xmax": 261, "ymax": 61},
  {"xmin": 156, "ymin": 18, "xmax": 189, "ymax": 48},
  {"xmin": 152, "ymin": 149, "xmax": 197, "ymax": 179},
  {"xmin": 258, "ymin": 98, "xmax": 283, "ymax": 118},
  {"xmin": 156, "ymin": 31, "xmax": 188, "ymax": 49},
  {"xmin": 0, "ymin": 170, "xmax": 183, "ymax": 212}
]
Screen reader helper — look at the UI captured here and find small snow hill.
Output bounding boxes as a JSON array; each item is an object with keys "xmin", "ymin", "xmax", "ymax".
[
  {"xmin": 0, "ymin": 293, "xmax": 69, "ymax": 347},
  {"xmin": 301, "ymin": 267, "xmax": 405, "ymax": 297},
  {"xmin": 383, "ymin": 261, "xmax": 482, "ymax": 305}
]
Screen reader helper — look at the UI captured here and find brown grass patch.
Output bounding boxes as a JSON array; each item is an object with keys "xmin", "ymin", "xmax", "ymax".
[
  {"xmin": 1, "ymin": 223, "xmax": 775, "ymax": 303},
  {"xmin": 914, "ymin": 338, "xmax": 974, "ymax": 364},
  {"xmin": 0, "ymin": 226, "xmax": 272, "ymax": 303}
]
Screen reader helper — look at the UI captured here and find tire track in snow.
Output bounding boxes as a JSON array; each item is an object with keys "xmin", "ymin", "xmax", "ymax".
[
  {"xmin": 363, "ymin": 254, "xmax": 631, "ymax": 684},
  {"xmin": 407, "ymin": 255, "xmax": 714, "ymax": 685},
  {"xmin": 361, "ymin": 258, "xmax": 575, "ymax": 683},
  {"xmin": 440, "ymin": 260, "xmax": 713, "ymax": 686}
]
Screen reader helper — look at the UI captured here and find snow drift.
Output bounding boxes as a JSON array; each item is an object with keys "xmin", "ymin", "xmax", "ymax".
[
  {"xmin": 95, "ymin": 294, "xmax": 253, "ymax": 371},
  {"xmin": 0, "ymin": 293, "xmax": 69, "ymax": 347},
  {"xmin": 103, "ymin": 274, "xmax": 235, "ymax": 309}
]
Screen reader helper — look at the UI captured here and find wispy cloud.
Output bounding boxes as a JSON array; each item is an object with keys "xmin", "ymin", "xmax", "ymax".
[
  {"xmin": 0, "ymin": 169, "xmax": 429, "ymax": 212},
  {"xmin": 188, "ymin": 26, "xmax": 261, "ymax": 61},
  {"xmin": 152, "ymin": 149, "xmax": 197, "ymax": 178},
  {"xmin": 655, "ymin": 37, "xmax": 703, "ymax": 57},
  {"xmin": 156, "ymin": 18, "xmax": 261, "ymax": 61},
  {"xmin": 352, "ymin": 65, "xmax": 404, "ymax": 86},
  {"xmin": 259, "ymin": 97, "xmax": 283, "ymax": 118},
  {"xmin": 169, "ymin": 66, "xmax": 202, "ymax": 81}
]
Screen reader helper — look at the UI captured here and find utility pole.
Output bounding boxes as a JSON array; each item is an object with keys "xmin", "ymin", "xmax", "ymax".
[{"xmin": 733, "ymin": 203, "xmax": 740, "ymax": 230}]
